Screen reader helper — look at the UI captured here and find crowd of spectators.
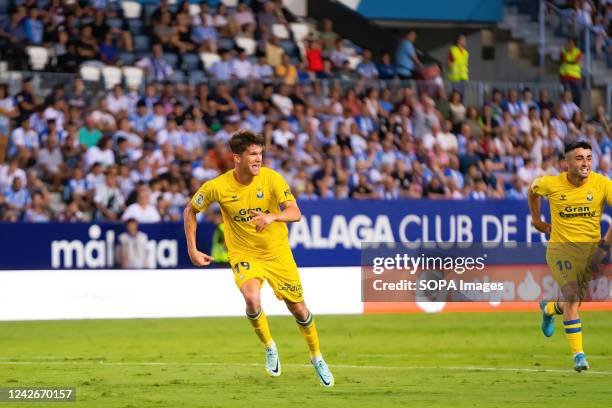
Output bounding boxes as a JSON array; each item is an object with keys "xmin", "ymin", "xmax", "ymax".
[
  {"xmin": 0, "ymin": 0, "xmax": 394, "ymax": 83},
  {"xmin": 0, "ymin": 1, "xmax": 610, "ymax": 223},
  {"xmin": 550, "ymin": 0, "xmax": 612, "ymax": 63},
  {"xmin": 0, "ymin": 73, "xmax": 610, "ymax": 223}
]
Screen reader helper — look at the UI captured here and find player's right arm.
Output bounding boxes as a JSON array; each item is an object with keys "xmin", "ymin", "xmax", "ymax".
[
  {"xmin": 184, "ymin": 182, "xmax": 216, "ymax": 267},
  {"xmin": 528, "ymin": 176, "xmax": 552, "ymax": 234}
]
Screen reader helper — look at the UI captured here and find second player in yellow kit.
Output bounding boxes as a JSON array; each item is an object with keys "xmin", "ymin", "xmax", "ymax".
[
  {"xmin": 184, "ymin": 129, "xmax": 334, "ymax": 387},
  {"xmin": 529, "ymin": 141, "xmax": 612, "ymax": 372},
  {"xmin": 531, "ymin": 170, "xmax": 611, "ymax": 291}
]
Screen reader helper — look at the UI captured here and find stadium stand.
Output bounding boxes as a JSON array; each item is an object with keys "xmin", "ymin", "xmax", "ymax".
[{"xmin": 0, "ymin": 0, "xmax": 609, "ymax": 223}]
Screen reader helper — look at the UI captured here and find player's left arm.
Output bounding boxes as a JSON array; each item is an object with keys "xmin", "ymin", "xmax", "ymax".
[
  {"xmin": 250, "ymin": 200, "xmax": 301, "ymax": 233},
  {"xmin": 250, "ymin": 170, "xmax": 301, "ymax": 232},
  {"xmin": 591, "ymin": 178, "xmax": 612, "ymax": 271}
]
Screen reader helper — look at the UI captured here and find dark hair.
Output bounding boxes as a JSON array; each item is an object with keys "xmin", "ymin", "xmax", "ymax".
[
  {"xmin": 229, "ymin": 129, "xmax": 264, "ymax": 154},
  {"xmin": 564, "ymin": 141, "xmax": 592, "ymax": 154}
]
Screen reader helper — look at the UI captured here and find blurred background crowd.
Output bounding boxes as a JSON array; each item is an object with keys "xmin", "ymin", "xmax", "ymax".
[{"xmin": 0, "ymin": 0, "xmax": 610, "ymax": 223}]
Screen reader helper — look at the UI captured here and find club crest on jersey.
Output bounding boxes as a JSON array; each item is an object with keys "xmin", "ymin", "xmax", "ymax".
[
  {"xmin": 560, "ymin": 194, "xmax": 567, "ymax": 201},
  {"xmin": 256, "ymin": 187, "xmax": 264, "ymax": 199},
  {"xmin": 586, "ymin": 192, "xmax": 593, "ymax": 201}
]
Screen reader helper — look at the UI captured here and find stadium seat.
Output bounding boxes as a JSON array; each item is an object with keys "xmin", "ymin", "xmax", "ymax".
[
  {"xmin": 289, "ymin": 23, "xmax": 310, "ymax": 42},
  {"xmin": 235, "ymin": 37, "xmax": 257, "ymax": 55},
  {"xmin": 170, "ymin": 70, "xmax": 186, "ymax": 83},
  {"xmin": 143, "ymin": 4, "xmax": 158, "ymax": 22},
  {"xmin": 200, "ymin": 52, "xmax": 221, "ymax": 70},
  {"xmin": 342, "ymin": 45, "xmax": 356, "ymax": 56},
  {"xmin": 25, "ymin": 46, "xmax": 49, "ymax": 71},
  {"xmin": 121, "ymin": 1, "xmax": 142, "ymax": 19},
  {"xmin": 134, "ymin": 35, "xmax": 150, "ymax": 53},
  {"xmin": 272, "ymin": 24, "xmax": 290, "ymax": 40},
  {"xmin": 126, "ymin": 19, "xmax": 144, "ymax": 36},
  {"xmin": 101, "ymin": 65, "xmax": 123, "ymax": 89},
  {"xmin": 280, "ymin": 40, "xmax": 296, "ymax": 55},
  {"xmin": 164, "ymin": 52, "xmax": 179, "ymax": 70},
  {"xmin": 347, "ymin": 55, "xmax": 362, "ymax": 70},
  {"xmin": 122, "ymin": 66, "xmax": 145, "ymax": 89},
  {"xmin": 188, "ymin": 70, "xmax": 206, "ymax": 84},
  {"xmin": 181, "ymin": 53, "xmax": 201, "ymax": 71},
  {"xmin": 119, "ymin": 52, "xmax": 136, "ymax": 65},
  {"xmin": 218, "ymin": 38, "xmax": 235, "ymax": 50},
  {"xmin": 189, "ymin": 4, "xmax": 201, "ymax": 16},
  {"xmin": 79, "ymin": 64, "xmax": 101, "ymax": 82},
  {"xmin": 106, "ymin": 18, "xmax": 123, "ymax": 30}
]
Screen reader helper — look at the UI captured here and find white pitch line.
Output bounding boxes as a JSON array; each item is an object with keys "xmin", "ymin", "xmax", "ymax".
[
  {"xmin": 347, "ymin": 353, "xmax": 612, "ymax": 360},
  {"xmin": 0, "ymin": 361, "xmax": 611, "ymax": 376},
  {"xmin": 2, "ymin": 353, "xmax": 610, "ymax": 360}
]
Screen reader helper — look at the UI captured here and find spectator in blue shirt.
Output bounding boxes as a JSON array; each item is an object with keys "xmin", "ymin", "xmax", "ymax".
[
  {"xmin": 209, "ymin": 49, "xmax": 233, "ymax": 80},
  {"xmin": 23, "ymin": 8, "xmax": 43, "ymax": 45},
  {"xmin": 99, "ymin": 32, "xmax": 119, "ymax": 65},
  {"xmin": 5, "ymin": 177, "xmax": 30, "ymax": 217},
  {"xmin": 356, "ymin": 49, "xmax": 378, "ymax": 79},
  {"xmin": 395, "ymin": 30, "xmax": 422, "ymax": 79},
  {"xmin": 377, "ymin": 53, "xmax": 396, "ymax": 80}
]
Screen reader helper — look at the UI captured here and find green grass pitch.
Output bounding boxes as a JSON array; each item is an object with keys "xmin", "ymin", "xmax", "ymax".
[{"xmin": 1, "ymin": 312, "xmax": 611, "ymax": 407}]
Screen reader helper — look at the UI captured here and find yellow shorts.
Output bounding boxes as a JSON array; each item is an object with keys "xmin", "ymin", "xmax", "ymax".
[
  {"xmin": 546, "ymin": 242, "xmax": 597, "ymax": 301},
  {"xmin": 230, "ymin": 250, "xmax": 304, "ymax": 303}
]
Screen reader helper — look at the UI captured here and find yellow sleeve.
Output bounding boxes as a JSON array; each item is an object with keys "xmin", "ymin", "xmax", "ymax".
[
  {"xmin": 605, "ymin": 176, "xmax": 612, "ymax": 207},
  {"xmin": 191, "ymin": 181, "xmax": 217, "ymax": 213},
  {"xmin": 530, "ymin": 176, "xmax": 551, "ymax": 197},
  {"xmin": 269, "ymin": 170, "xmax": 295, "ymax": 204}
]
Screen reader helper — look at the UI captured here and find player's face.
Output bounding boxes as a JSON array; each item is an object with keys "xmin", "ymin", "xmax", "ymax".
[
  {"xmin": 236, "ymin": 144, "xmax": 263, "ymax": 176},
  {"xmin": 566, "ymin": 148, "xmax": 592, "ymax": 179}
]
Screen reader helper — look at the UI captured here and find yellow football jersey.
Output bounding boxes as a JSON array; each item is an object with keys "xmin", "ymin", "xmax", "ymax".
[
  {"xmin": 191, "ymin": 167, "xmax": 296, "ymax": 260},
  {"xmin": 531, "ymin": 172, "xmax": 612, "ymax": 242}
]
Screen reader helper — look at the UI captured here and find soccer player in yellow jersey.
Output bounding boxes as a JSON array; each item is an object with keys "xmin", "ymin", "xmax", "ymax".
[
  {"xmin": 183, "ymin": 129, "xmax": 334, "ymax": 387},
  {"xmin": 528, "ymin": 141, "xmax": 612, "ymax": 372}
]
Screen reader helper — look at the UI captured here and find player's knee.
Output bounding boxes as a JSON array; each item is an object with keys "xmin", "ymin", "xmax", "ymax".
[
  {"xmin": 243, "ymin": 292, "xmax": 261, "ymax": 311},
  {"xmin": 286, "ymin": 301, "xmax": 308, "ymax": 320}
]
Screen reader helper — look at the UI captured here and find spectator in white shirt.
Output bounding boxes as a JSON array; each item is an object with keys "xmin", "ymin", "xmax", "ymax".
[
  {"xmin": 121, "ymin": 184, "xmax": 161, "ymax": 223},
  {"xmin": 38, "ymin": 133, "xmax": 64, "ymax": 190},
  {"xmin": 43, "ymin": 98, "xmax": 65, "ymax": 130},
  {"xmin": 84, "ymin": 136, "xmax": 115, "ymax": 171},
  {"xmin": 232, "ymin": 49, "xmax": 255, "ymax": 79},
  {"xmin": 118, "ymin": 218, "xmax": 151, "ymax": 269},
  {"xmin": 90, "ymin": 99, "xmax": 117, "ymax": 133},
  {"xmin": 106, "ymin": 84, "xmax": 131, "ymax": 115},
  {"xmin": 254, "ymin": 54, "xmax": 274, "ymax": 80},
  {"xmin": 271, "ymin": 84, "xmax": 294, "ymax": 117},
  {"xmin": 438, "ymin": 119, "xmax": 458, "ymax": 152},
  {"xmin": 136, "ymin": 43, "xmax": 174, "ymax": 82},
  {"xmin": 560, "ymin": 89, "xmax": 580, "ymax": 121},
  {"xmin": 192, "ymin": 155, "xmax": 220, "ymax": 182},
  {"xmin": 272, "ymin": 119, "xmax": 295, "ymax": 148},
  {"xmin": 10, "ymin": 117, "xmax": 39, "ymax": 166},
  {"xmin": 0, "ymin": 157, "xmax": 26, "ymax": 193},
  {"xmin": 156, "ymin": 115, "xmax": 182, "ymax": 147},
  {"xmin": 94, "ymin": 167, "xmax": 125, "ymax": 221}
]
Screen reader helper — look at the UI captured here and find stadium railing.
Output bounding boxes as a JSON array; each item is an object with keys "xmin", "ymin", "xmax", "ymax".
[{"xmin": 0, "ymin": 70, "xmax": 580, "ymax": 114}]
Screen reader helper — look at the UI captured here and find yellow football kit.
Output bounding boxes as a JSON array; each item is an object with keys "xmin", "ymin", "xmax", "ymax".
[
  {"xmin": 191, "ymin": 167, "xmax": 303, "ymax": 303},
  {"xmin": 531, "ymin": 171, "xmax": 612, "ymax": 297}
]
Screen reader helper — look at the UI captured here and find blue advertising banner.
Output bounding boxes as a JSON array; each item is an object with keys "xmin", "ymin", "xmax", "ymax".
[
  {"xmin": 355, "ymin": 0, "xmax": 502, "ymax": 23},
  {"xmin": 0, "ymin": 200, "xmax": 610, "ymax": 269}
]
